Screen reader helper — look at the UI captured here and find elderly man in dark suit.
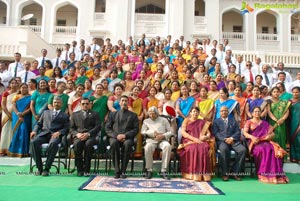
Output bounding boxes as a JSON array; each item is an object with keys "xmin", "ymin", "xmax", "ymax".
[
  {"xmin": 212, "ymin": 106, "xmax": 246, "ymax": 181},
  {"xmin": 105, "ymin": 95, "xmax": 139, "ymax": 179},
  {"xmin": 30, "ymin": 96, "xmax": 70, "ymax": 176},
  {"xmin": 70, "ymin": 98, "xmax": 101, "ymax": 176}
]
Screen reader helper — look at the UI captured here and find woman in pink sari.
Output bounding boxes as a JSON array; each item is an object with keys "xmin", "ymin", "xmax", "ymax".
[
  {"xmin": 243, "ymin": 106, "xmax": 288, "ymax": 184},
  {"xmin": 178, "ymin": 107, "xmax": 214, "ymax": 181}
]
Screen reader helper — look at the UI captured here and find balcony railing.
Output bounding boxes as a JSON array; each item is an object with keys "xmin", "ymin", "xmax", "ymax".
[
  {"xmin": 257, "ymin": 33, "xmax": 278, "ymax": 41},
  {"xmin": 194, "ymin": 16, "xmax": 207, "ymax": 24},
  {"xmin": 291, "ymin": 34, "xmax": 300, "ymax": 41},
  {"xmin": 222, "ymin": 32, "xmax": 244, "ymax": 40},
  {"xmin": 135, "ymin": 13, "xmax": 165, "ymax": 22},
  {"xmin": 55, "ymin": 26, "xmax": 77, "ymax": 34},
  {"xmin": 29, "ymin": 25, "xmax": 41, "ymax": 33},
  {"xmin": 94, "ymin": 12, "xmax": 105, "ymax": 20}
]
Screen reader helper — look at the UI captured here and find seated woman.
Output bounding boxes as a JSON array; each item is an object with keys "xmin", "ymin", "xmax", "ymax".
[
  {"xmin": 178, "ymin": 107, "xmax": 214, "ymax": 182},
  {"xmin": 243, "ymin": 106, "xmax": 289, "ymax": 184}
]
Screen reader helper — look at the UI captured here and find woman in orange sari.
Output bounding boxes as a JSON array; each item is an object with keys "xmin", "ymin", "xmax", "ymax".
[
  {"xmin": 142, "ymin": 87, "xmax": 159, "ymax": 118},
  {"xmin": 231, "ymin": 86, "xmax": 247, "ymax": 129},
  {"xmin": 128, "ymin": 86, "xmax": 144, "ymax": 157},
  {"xmin": 179, "ymin": 107, "xmax": 213, "ymax": 181},
  {"xmin": 67, "ymin": 84, "xmax": 84, "ymax": 116},
  {"xmin": 208, "ymin": 80, "xmax": 219, "ymax": 101}
]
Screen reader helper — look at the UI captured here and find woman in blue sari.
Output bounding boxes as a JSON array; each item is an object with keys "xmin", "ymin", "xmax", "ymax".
[
  {"xmin": 176, "ymin": 85, "xmax": 195, "ymax": 128},
  {"xmin": 82, "ymin": 79, "xmax": 94, "ymax": 98},
  {"xmin": 30, "ymin": 79, "xmax": 51, "ymax": 130},
  {"xmin": 214, "ymin": 87, "xmax": 239, "ymax": 122},
  {"xmin": 290, "ymin": 86, "xmax": 300, "ymax": 163},
  {"xmin": 8, "ymin": 84, "xmax": 31, "ymax": 157},
  {"xmin": 245, "ymin": 85, "xmax": 268, "ymax": 119}
]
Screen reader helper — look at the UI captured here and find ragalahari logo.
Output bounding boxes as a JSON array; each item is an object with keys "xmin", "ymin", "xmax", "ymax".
[{"xmin": 240, "ymin": 1, "xmax": 254, "ymax": 15}]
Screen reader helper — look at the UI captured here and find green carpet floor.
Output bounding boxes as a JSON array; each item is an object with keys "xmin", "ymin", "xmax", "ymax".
[{"xmin": 0, "ymin": 165, "xmax": 299, "ymax": 201}]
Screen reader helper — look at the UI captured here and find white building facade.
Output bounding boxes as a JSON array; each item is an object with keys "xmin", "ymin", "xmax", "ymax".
[{"xmin": 0, "ymin": 0, "xmax": 300, "ymax": 63}]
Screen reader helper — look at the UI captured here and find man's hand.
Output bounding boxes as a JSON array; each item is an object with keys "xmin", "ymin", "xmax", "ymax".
[
  {"xmin": 30, "ymin": 132, "xmax": 36, "ymax": 139},
  {"xmin": 51, "ymin": 132, "xmax": 60, "ymax": 139},
  {"xmin": 154, "ymin": 132, "xmax": 165, "ymax": 141},
  {"xmin": 117, "ymin": 134, "xmax": 126, "ymax": 142},
  {"xmin": 224, "ymin": 137, "xmax": 234, "ymax": 145}
]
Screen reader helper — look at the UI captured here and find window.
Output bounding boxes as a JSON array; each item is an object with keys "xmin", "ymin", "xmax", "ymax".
[
  {"xmin": 57, "ymin": 19, "xmax": 66, "ymax": 26},
  {"xmin": 95, "ymin": 0, "xmax": 106, "ymax": 12},
  {"xmin": 2, "ymin": 17, "xmax": 6, "ymax": 24},
  {"xmin": 233, "ymin": 26, "xmax": 242, "ymax": 32},
  {"xmin": 262, "ymin": 27, "xmax": 269, "ymax": 33},
  {"xmin": 135, "ymin": 4, "xmax": 165, "ymax": 14},
  {"xmin": 194, "ymin": 0, "xmax": 205, "ymax": 16},
  {"xmin": 29, "ymin": 18, "xmax": 37, "ymax": 25}
]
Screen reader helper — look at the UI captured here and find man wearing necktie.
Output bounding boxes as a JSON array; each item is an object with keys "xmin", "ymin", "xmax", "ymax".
[
  {"xmin": 30, "ymin": 96, "xmax": 70, "ymax": 176},
  {"xmin": 8, "ymin": 52, "xmax": 23, "ymax": 78},
  {"xmin": 20, "ymin": 61, "xmax": 35, "ymax": 84},
  {"xmin": 212, "ymin": 106, "xmax": 246, "ymax": 181},
  {"xmin": 70, "ymin": 98, "xmax": 101, "ymax": 176}
]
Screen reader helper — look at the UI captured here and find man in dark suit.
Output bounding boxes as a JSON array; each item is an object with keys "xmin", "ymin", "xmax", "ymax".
[
  {"xmin": 105, "ymin": 95, "xmax": 139, "ymax": 179},
  {"xmin": 30, "ymin": 96, "xmax": 70, "ymax": 176},
  {"xmin": 70, "ymin": 98, "xmax": 101, "ymax": 176},
  {"xmin": 212, "ymin": 106, "xmax": 246, "ymax": 181}
]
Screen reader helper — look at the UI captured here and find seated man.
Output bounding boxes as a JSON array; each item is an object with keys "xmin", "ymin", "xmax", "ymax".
[
  {"xmin": 70, "ymin": 98, "xmax": 101, "ymax": 176},
  {"xmin": 30, "ymin": 96, "xmax": 70, "ymax": 176},
  {"xmin": 212, "ymin": 106, "xmax": 246, "ymax": 181},
  {"xmin": 105, "ymin": 95, "xmax": 139, "ymax": 179},
  {"xmin": 141, "ymin": 106, "xmax": 173, "ymax": 180}
]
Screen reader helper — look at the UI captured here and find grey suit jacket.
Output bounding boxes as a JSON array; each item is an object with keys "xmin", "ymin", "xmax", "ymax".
[{"xmin": 33, "ymin": 110, "xmax": 70, "ymax": 137}]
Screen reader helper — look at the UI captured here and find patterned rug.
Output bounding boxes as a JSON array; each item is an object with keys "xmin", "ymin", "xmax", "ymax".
[{"xmin": 79, "ymin": 176, "xmax": 224, "ymax": 195}]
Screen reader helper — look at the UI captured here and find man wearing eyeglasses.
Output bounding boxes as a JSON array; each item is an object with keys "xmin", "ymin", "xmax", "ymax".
[{"xmin": 70, "ymin": 98, "xmax": 101, "ymax": 176}]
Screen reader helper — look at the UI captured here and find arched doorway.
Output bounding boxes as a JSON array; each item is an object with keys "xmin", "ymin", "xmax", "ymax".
[{"xmin": 0, "ymin": 1, "xmax": 7, "ymax": 25}]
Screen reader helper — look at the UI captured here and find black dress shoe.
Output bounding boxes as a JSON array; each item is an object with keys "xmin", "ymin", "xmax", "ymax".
[
  {"xmin": 42, "ymin": 170, "xmax": 49, "ymax": 176},
  {"xmin": 160, "ymin": 172, "xmax": 170, "ymax": 180},
  {"xmin": 146, "ymin": 171, "xmax": 152, "ymax": 179},
  {"xmin": 77, "ymin": 171, "xmax": 84, "ymax": 177},
  {"xmin": 120, "ymin": 173, "xmax": 127, "ymax": 179},
  {"xmin": 114, "ymin": 173, "xmax": 120, "ymax": 179}
]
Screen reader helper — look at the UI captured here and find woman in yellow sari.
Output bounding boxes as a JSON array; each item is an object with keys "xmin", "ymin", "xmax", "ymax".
[
  {"xmin": 128, "ymin": 86, "xmax": 144, "ymax": 158},
  {"xmin": 0, "ymin": 78, "xmax": 18, "ymax": 155},
  {"xmin": 196, "ymin": 86, "xmax": 214, "ymax": 122},
  {"xmin": 171, "ymin": 80, "xmax": 181, "ymax": 102}
]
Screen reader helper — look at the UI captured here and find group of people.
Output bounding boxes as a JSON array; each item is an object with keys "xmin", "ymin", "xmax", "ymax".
[{"xmin": 0, "ymin": 34, "xmax": 299, "ymax": 184}]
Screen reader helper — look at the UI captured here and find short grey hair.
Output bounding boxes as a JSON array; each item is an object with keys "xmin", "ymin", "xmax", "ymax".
[
  {"xmin": 148, "ymin": 106, "xmax": 159, "ymax": 115},
  {"xmin": 53, "ymin": 96, "xmax": 63, "ymax": 102}
]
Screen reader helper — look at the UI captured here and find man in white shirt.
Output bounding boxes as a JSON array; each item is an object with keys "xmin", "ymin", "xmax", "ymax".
[
  {"xmin": 272, "ymin": 72, "xmax": 292, "ymax": 92},
  {"xmin": 61, "ymin": 43, "xmax": 71, "ymax": 62},
  {"xmin": 223, "ymin": 49, "xmax": 236, "ymax": 64},
  {"xmin": 0, "ymin": 62, "xmax": 12, "ymax": 87},
  {"xmin": 178, "ymin": 35, "xmax": 186, "ymax": 51},
  {"xmin": 243, "ymin": 61, "xmax": 257, "ymax": 84},
  {"xmin": 234, "ymin": 55, "xmax": 246, "ymax": 75},
  {"xmin": 8, "ymin": 52, "xmax": 24, "ymax": 77},
  {"xmin": 204, "ymin": 48, "xmax": 218, "ymax": 69},
  {"xmin": 272, "ymin": 62, "xmax": 293, "ymax": 83},
  {"xmin": 216, "ymin": 44, "xmax": 226, "ymax": 62},
  {"xmin": 75, "ymin": 44, "xmax": 87, "ymax": 61},
  {"xmin": 252, "ymin": 57, "xmax": 263, "ymax": 75},
  {"xmin": 290, "ymin": 71, "xmax": 300, "ymax": 90},
  {"xmin": 36, "ymin": 49, "xmax": 50, "ymax": 68},
  {"xmin": 19, "ymin": 61, "xmax": 36, "ymax": 84},
  {"xmin": 258, "ymin": 64, "xmax": 273, "ymax": 88},
  {"xmin": 69, "ymin": 40, "xmax": 80, "ymax": 56},
  {"xmin": 137, "ymin": 33, "xmax": 150, "ymax": 46},
  {"xmin": 223, "ymin": 39, "xmax": 232, "ymax": 51},
  {"xmin": 52, "ymin": 49, "xmax": 63, "ymax": 67},
  {"xmin": 220, "ymin": 56, "xmax": 232, "ymax": 76}
]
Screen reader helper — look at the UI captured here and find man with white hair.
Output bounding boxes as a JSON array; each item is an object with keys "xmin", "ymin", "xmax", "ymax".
[{"xmin": 141, "ymin": 106, "xmax": 173, "ymax": 180}]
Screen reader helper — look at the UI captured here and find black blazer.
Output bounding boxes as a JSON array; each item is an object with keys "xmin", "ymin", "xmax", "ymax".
[
  {"xmin": 70, "ymin": 110, "xmax": 101, "ymax": 138},
  {"xmin": 33, "ymin": 110, "xmax": 70, "ymax": 137},
  {"xmin": 212, "ymin": 117, "xmax": 241, "ymax": 145}
]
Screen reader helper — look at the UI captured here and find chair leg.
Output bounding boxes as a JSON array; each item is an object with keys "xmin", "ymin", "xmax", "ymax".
[{"xmin": 29, "ymin": 155, "xmax": 33, "ymax": 173}]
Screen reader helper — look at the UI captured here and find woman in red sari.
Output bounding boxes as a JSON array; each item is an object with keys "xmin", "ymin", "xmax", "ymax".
[
  {"xmin": 179, "ymin": 107, "xmax": 213, "ymax": 181},
  {"xmin": 243, "ymin": 106, "xmax": 289, "ymax": 184}
]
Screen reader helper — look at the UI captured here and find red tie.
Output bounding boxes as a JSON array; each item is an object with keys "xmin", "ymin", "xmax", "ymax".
[{"xmin": 249, "ymin": 70, "xmax": 254, "ymax": 82}]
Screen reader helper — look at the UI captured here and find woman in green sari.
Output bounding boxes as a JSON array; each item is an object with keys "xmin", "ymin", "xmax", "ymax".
[
  {"xmin": 267, "ymin": 87, "xmax": 290, "ymax": 151},
  {"xmin": 290, "ymin": 86, "xmax": 300, "ymax": 163},
  {"xmin": 90, "ymin": 83, "xmax": 109, "ymax": 154}
]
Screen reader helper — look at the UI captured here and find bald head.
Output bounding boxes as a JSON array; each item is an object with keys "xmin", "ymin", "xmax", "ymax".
[{"xmin": 220, "ymin": 106, "xmax": 229, "ymax": 118}]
